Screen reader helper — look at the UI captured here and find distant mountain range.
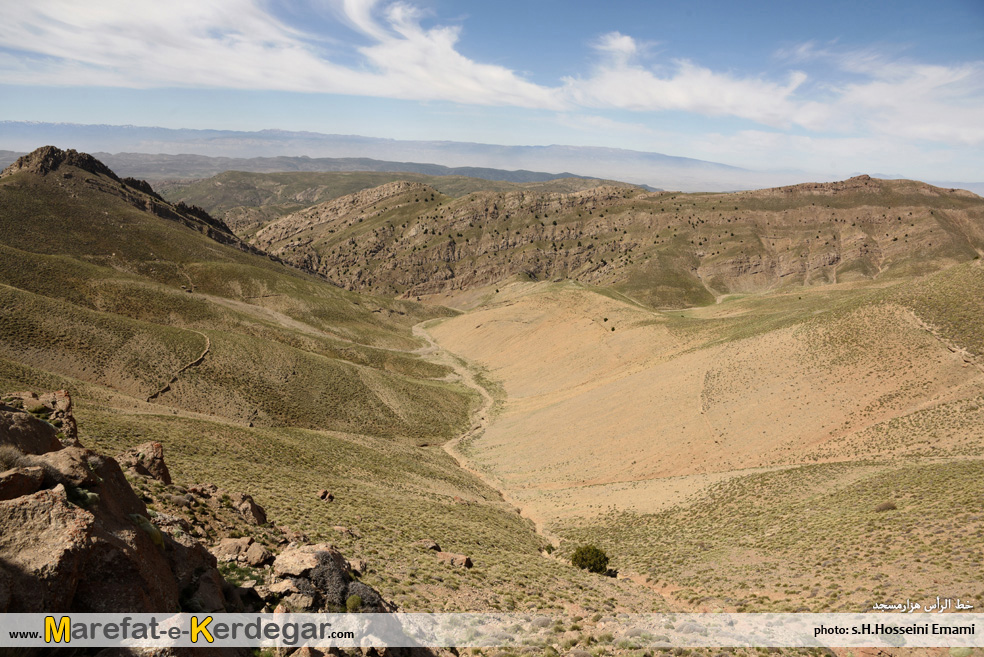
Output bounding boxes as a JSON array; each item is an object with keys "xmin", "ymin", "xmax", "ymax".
[
  {"xmin": 1, "ymin": 121, "xmax": 982, "ymax": 194},
  {"xmin": 0, "ymin": 148, "xmax": 630, "ymax": 187}
]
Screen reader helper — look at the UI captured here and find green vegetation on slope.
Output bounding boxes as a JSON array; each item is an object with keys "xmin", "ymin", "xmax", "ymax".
[{"xmin": 159, "ymin": 170, "xmax": 632, "ymax": 237}]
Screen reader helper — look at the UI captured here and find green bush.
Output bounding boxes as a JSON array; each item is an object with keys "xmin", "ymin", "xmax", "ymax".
[
  {"xmin": 571, "ymin": 545, "xmax": 609, "ymax": 574},
  {"xmin": 346, "ymin": 594, "xmax": 363, "ymax": 613}
]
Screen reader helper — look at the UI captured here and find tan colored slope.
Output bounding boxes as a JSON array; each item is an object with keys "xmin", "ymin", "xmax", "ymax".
[{"xmin": 427, "ymin": 281, "xmax": 984, "ymax": 524}]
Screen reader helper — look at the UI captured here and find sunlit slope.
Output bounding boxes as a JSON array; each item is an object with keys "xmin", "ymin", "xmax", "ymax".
[
  {"xmin": 428, "ymin": 267, "xmax": 984, "ymax": 521},
  {"xmin": 253, "ymin": 175, "xmax": 984, "ymax": 307},
  {"xmin": 159, "ymin": 170, "xmax": 628, "ymax": 238},
  {"xmin": 0, "ymin": 148, "xmax": 470, "ymax": 439}
]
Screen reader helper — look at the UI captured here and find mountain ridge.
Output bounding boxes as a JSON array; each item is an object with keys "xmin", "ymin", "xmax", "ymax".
[{"xmin": 249, "ymin": 172, "xmax": 984, "ymax": 307}]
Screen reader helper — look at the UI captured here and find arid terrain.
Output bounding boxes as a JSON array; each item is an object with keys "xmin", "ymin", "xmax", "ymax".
[{"xmin": 1, "ymin": 146, "xmax": 982, "ymax": 656}]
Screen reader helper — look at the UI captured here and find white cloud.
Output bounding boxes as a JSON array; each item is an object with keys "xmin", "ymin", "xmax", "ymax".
[
  {"xmin": 776, "ymin": 42, "xmax": 984, "ymax": 145},
  {"xmin": 0, "ymin": 0, "xmax": 981, "ymax": 158},
  {"xmin": 562, "ymin": 33, "xmax": 812, "ymax": 129},
  {"xmin": 0, "ymin": 0, "xmax": 561, "ymax": 108}
]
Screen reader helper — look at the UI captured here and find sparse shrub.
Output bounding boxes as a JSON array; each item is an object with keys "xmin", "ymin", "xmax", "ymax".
[
  {"xmin": 874, "ymin": 501, "xmax": 897, "ymax": 512},
  {"xmin": 346, "ymin": 594, "xmax": 363, "ymax": 612},
  {"xmin": 0, "ymin": 444, "xmax": 27, "ymax": 471},
  {"xmin": 571, "ymin": 545, "xmax": 609, "ymax": 574}
]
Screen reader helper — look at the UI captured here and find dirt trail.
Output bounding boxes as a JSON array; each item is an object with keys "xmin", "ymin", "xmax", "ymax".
[
  {"xmin": 147, "ymin": 330, "xmax": 211, "ymax": 402},
  {"xmin": 412, "ymin": 320, "xmax": 561, "ymax": 546}
]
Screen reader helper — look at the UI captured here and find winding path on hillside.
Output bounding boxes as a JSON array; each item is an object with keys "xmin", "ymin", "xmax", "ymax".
[
  {"xmin": 412, "ymin": 320, "xmax": 562, "ymax": 547},
  {"xmin": 146, "ymin": 330, "xmax": 211, "ymax": 402}
]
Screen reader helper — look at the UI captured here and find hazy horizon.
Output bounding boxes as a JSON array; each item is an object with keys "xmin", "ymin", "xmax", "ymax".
[{"xmin": 0, "ymin": 0, "xmax": 982, "ymax": 183}]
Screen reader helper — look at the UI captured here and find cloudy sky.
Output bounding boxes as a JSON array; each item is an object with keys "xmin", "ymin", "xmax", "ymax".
[{"xmin": 0, "ymin": 0, "xmax": 982, "ymax": 180}]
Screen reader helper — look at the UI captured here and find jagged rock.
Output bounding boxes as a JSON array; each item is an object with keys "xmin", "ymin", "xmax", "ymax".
[
  {"xmin": 164, "ymin": 530, "xmax": 227, "ymax": 613},
  {"xmin": 117, "ymin": 441, "xmax": 172, "ymax": 485},
  {"xmin": 0, "ymin": 466, "xmax": 44, "ymax": 500},
  {"xmin": 3, "ymin": 390, "xmax": 79, "ymax": 446},
  {"xmin": 0, "ymin": 390, "xmax": 397, "ymax": 623},
  {"xmin": 0, "ymin": 393, "xmax": 232, "ymax": 615},
  {"xmin": 318, "ymin": 489, "xmax": 334, "ymax": 502},
  {"xmin": 271, "ymin": 544, "xmax": 392, "ymax": 613},
  {"xmin": 1, "ymin": 145, "xmax": 121, "ymax": 181},
  {"xmin": 35, "ymin": 445, "xmax": 105, "ymax": 489},
  {"xmin": 150, "ymin": 510, "xmax": 194, "ymax": 535},
  {"xmin": 0, "ymin": 401, "xmax": 63, "ymax": 454},
  {"xmin": 274, "ymin": 543, "xmax": 334, "ymax": 578},
  {"xmin": 212, "ymin": 536, "xmax": 254, "ymax": 561},
  {"xmin": 244, "ymin": 541, "xmax": 274, "ymax": 567},
  {"xmin": 277, "ymin": 525, "xmax": 309, "ymax": 544},
  {"xmin": 231, "ymin": 492, "xmax": 267, "ymax": 525},
  {"xmin": 436, "ymin": 552, "xmax": 473, "ymax": 568},
  {"xmin": 268, "ymin": 579, "xmax": 301, "ymax": 596},
  {"xmin": 0, "ymin": 483, "xmax": 179, "ymax": 612},
  {"xmin": 283, "ymin": 592, "xmax": 318, "ymax": 611},
  {"xmin": 415, "ymin": 539, "xmax": 441, "ymax": 551}
]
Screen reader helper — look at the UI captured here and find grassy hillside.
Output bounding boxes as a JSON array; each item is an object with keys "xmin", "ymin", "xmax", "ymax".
[
  {"xmin": 0, "ymin": 149, "xmax": 473, "ymax": 437},
  {"xmin": 158, "ymin": 170, "xmax": 632, "ymax": 238},
  {"xmin": 0, "ymin": 147, "xmax": 673, "ymax": 622}
]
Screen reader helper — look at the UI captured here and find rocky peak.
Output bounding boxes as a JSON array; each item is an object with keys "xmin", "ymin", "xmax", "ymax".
[{"xmin": 1, "ymin": 145, "xmax": 121, "ymax": 181}]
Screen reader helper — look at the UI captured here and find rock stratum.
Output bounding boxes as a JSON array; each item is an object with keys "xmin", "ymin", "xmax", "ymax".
[{"xmin": 250, "ymin": 175, "xmax": 984, "ymax": 307}]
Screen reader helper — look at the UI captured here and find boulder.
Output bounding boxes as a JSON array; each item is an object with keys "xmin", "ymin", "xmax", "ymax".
[
  {"xmin": 243, "ymin": 542, "xmax": 274, "ymax": 567},
  {"xmin": 0, "ymin": 466, "xmax": 44, "ymax": 501},
  {"xmin": 212, "ymin": 536, "xmax": 254, "ymax": 561},
  {"xmin": 267, "ymin": 579, "xmax": 301, "ymax": 596},
  {"xmin": 274, "ymin": 543, "xmax": 334, "ymax": 578},
  {"xmin": 0, "ymin": 403, "xmax": 63, "ymax": 454},
  {"xmin": 436, "ymin": 552, "xmax": 473, "ymax": 568},
  {"xmin": 283, "ymin": 592, "xmax": 317, "ymax": 611},
  {"xmin": 0, "ymin": 483, "xmax": 179, "ymax": 612},
  {"xmin": 117, "ymin": 441, "xmax": 172, "ymax": 485},
  {"xmin": 347, "ymin": 581, "xmax": 389, "ymax": 612},
  {"xmin": 230, "ymin": 492, "xmax": 267, "ymax": 525},
  {"xmin": 165, "ymin": 532, "xmax": 227, "ymax": 613},
  {"xmin": 415, "ymin": 539, "xmax": 441, "ymax": 552},
  {"xmin": 317, "ymin": 489, "xmax": 334, "ymax": 501}
]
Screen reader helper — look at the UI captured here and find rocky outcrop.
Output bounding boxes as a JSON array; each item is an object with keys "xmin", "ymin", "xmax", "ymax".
[
  {"xmin": 0, "ymin": 391, "xmax": 393, "ymax": 619},
  {"xmin": 1, "ymin": 145, "xmax": 120, "ymax": 181},
  {"xmin": 268, "ymin": 544, "xmax": 393, "ymax": 613},
  {"xmin": 0, "ymin": 440, "xmax": 186, "ymax": 612},
  {"xmin": 118, "ymin": 441, "xmax": 172, "ymax": 484},
  {"xmin": 436, "ymin": 552, "xmax": 473, "ymax": 569},
  {"xmin": 253, "ymin": 175, "xmax": 984, "ymax": 305}
]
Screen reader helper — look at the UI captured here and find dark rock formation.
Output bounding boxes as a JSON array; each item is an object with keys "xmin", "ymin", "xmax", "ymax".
[{"xmin": 118, "ymin": 441, "xmax": 172, "ymax": 484}]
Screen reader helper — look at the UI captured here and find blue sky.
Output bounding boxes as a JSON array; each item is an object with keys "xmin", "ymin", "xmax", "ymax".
[{"xmin": 0, "ymin": 0, "xmax": 982, "ymax": 179}]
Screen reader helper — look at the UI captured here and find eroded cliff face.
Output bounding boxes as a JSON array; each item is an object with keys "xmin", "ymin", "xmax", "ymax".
[{"xmin": 251, "ymin": 175, "xmax": 984, "ymax": 306}]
